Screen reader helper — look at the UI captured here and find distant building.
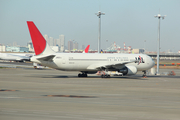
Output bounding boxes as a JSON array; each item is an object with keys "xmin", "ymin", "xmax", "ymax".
[
  {"xmin": 73, "ymin": 42, "xmax": 78, "ymax": 50},
  {"xmin": 56, "ymin": 38, "xmax": 60, "ymax": 47},
  {"xmin": 82, "ymin": 45, "xmax": 85, "ymax": 50},
  {"xmin": 13, "ymin": 42, "xmax": 17, "ymax": 46},
  {"xmin": 50, "ymin": 46, "xmax": 60, "ymax": 52},
  {"xmin": 54, "ymin": 39, "xmax": 57, "ymax": 46},
  {"xmin": 44, "ymin": 34, "xmax": 54, "ymax": 46},
  {"xmin": 6, "ymin": 46, "xmax": 29, "ymax": 52},
  {"xmin": 0, "ymin": 44, "xmax": 6, "ymax": 52},
  {"xmin": 132, "ymin": 49, "xmax": 144, "ymax": 54},
  {"xmin": 49, "ymin": 37, "xmax": 54, "ymax": 46},
  {"xmin": 43, "ymin": 34, "xmax": 64, "ymax": 52},
  {"xmin": 44, "ymin": 34, "xmax": 49, "ymax": 43},
  {"xmin": 68, "ymin": 40, "xmax": 73, "ymax": 51},
  {"xmin": 59, "ymin": 35, "xmax": 65, "ymax": 52},
  {"xmin": 27, "ymin": 42, "xmax": 34, "ymax": 52}
]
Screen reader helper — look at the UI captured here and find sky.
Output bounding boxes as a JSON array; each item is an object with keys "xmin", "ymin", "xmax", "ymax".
[{"xmin": 0, "ymin": 0, "xmax": 180, "ymax": 52}]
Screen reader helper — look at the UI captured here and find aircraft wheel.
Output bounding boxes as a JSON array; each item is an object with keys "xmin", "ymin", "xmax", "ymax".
[
  {"xmin": 101, "ymin": 75, "xmax": 104, "ymax": 78},
  {"xmin": 78, "ymin": 74, "xmax": 81, "ymax": 77},
  {"xmin": 78, "ymin": 73, "xmax": 87, "ymax": 77},
  {"xmin": 83, "ymin": 74, "xmax": 87, "ymax": 77},
  {"xmin": 101, "ymin": 75, "xmax": 110, "ymax": 78}
]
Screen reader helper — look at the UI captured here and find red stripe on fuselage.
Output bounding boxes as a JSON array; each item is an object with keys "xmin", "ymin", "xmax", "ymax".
[{"xmin": 27, "ymin": 21, "xmax": 46, "ymax": 55}]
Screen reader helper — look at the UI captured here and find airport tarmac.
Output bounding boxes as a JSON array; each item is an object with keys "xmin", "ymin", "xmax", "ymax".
[{"xmin": 0, "ymin": 68, "xmax": 180, "ymax": 120}]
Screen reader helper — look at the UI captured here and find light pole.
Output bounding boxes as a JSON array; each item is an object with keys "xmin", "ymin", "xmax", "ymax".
[
  {"xmin": 144, "ymin": 40, "xmax": 146, "ymax": 53},
  {"xmin": 106, "ymin": 40, "xmax": 108, "ymax": 51},
  {"xmin": 95, "ymin": 11, "xmax": 105, "ymax": 53},
  {"xmin": 154, "ymin": 14, "xmax": 166, "ymax": 75}
]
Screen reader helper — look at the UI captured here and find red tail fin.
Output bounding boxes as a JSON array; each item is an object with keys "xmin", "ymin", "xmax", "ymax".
[
  {"xmin": 84, "ymin": 45, "xmax": 90, "ymax": 53},
  {"xmin": 27, "ymin": 21, "xmax": 46, "ymax": 55}
]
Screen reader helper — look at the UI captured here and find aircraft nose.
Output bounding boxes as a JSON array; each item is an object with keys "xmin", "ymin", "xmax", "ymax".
[
  {"xmin": 147, "ymin": 55, "xmax": 155, "ymax": 68},
  {"xmin": 149, "ymin": 57, "xmax": 155, "ymax": 68},
  {"xmin": 152, "ymin": 60, "xmax": 155, "ymax": 67}
]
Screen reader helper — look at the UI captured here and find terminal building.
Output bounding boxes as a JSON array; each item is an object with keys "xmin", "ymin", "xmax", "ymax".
[
  {"xmin": 6, "ymin": 46, "xmax": 29, "ymax": 52},
  {"xmin": 147, "ymin": 53, "xmax": 180, "ymax": 60},
  {"xmin": 0, "ymin": 44, "xmax": 6, "ymax": 52}
]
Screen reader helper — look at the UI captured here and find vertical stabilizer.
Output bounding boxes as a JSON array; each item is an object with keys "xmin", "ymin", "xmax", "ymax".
[
  {"xmin": 27, "ymin": 21, "xmax": 55, "ymax": 55},
  {"xmin": 84, "ymin": 45, "xmax": 90, "ymax": 53}
]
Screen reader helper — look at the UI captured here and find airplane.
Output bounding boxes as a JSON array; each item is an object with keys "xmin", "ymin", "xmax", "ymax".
[
  {"xmin": 0, "ymin": 53, "xmax": 31, "ymax": 62},
  {"xmin": 27, "ymin": 21, "xmax": 155, "ymax": 78}
]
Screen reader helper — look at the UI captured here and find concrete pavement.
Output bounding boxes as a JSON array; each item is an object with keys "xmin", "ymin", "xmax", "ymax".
[{"xmin": 0, "ymin": 68, "xmax": 180, "ymax": 120}]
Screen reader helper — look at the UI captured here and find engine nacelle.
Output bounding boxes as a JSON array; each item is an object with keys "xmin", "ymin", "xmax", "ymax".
[{"xmin": 119, "ymin": 66, "xmax": 137, "ymax": 76}]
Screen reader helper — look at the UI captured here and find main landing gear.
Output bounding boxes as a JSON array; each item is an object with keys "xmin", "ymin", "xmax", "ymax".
[
  {"xmin": 78, "ymin": 72, "xmax": 87, "ymax": 77},
  {"xmin": 142, "ymin": 70, "xmax": 147, "ymax": 78}
]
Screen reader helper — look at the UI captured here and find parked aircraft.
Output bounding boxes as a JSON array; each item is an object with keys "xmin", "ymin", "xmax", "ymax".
[
  {"xmin": 27, "ymin": 21, "xmax": 155, "ymax": 78},
  {"xmin": 83, "ymin": 45, "xmax": 90, "ymax": 53},
  {"xmin": 0, "ymin": 53, "xmax": 31, "ymax": 62}
]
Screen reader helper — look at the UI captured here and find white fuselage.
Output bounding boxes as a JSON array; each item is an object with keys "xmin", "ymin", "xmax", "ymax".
[
  {"xmin": 31, "ymin": 53, "xmax": 155, "ymax": 72},
  {"xmin": 0, "ymin": 53, "xmax": 30, "ymax": 62}
]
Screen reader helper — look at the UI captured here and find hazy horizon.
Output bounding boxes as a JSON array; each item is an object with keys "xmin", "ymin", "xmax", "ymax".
[{"xmin": 0, "ymin": 0, "xmax": 180, "ymax": 52}]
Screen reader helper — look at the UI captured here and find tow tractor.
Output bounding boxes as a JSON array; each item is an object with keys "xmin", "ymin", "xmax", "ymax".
[
  {"xmin": 33, "ymin": 62, "xmax": 44, "ymax": 69},
  {"xmin": 96, "ymin": 71, "xmax": 123, "ymax": 78}
]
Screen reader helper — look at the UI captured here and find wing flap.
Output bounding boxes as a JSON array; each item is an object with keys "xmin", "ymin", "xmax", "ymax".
[{"xmin": 87, "ymin": 60, "xmax": 137, "ymax": 70}]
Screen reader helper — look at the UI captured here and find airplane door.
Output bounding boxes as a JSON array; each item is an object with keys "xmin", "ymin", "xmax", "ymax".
[{"xmin": 62, "ymin": 56, "xmax": 66, "ymax": 64}]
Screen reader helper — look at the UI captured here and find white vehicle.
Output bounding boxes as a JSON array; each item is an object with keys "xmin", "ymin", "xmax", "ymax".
[
  {"xmin": 33, "ymin": 62, "xmax": 44, "ymax": 69},
  {"xmin": 0, "ymin": 53, "xmax": 30, "ymax": 62},
  {"xmin": 96, "ymin": 71, "xmax": 123, "ymax": 77},
  {"xmin": 27, "ymin": 21, "xmax": 155, "ymax": 78}
]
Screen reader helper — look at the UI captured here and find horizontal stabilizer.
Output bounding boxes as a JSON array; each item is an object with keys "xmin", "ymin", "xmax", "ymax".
[{"xmin": 37, "ymin": 55, "xmax": 56, "ymax": 61}]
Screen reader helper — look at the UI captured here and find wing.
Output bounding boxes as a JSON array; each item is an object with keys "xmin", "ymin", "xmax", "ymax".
[{"xmin": 87, "ymin": 60, "xmax": 137, "ymax": 70}]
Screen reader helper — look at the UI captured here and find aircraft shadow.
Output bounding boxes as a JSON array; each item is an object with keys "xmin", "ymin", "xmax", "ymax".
[
  {"xmin": 26, "ymin": 74, "xmax": 180, "ymax": 79},
  {"xmin": 37, "ymin": 75, "xmax": 145, "ymax": 80}
]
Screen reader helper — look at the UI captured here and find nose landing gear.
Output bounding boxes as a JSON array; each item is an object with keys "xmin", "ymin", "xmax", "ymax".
[
  {"xmin": 101, "ymin": 74, "xmax": 110, "ymax": 78},
  {"xmin": 142, "ymin": 70, "xmax": 147, "ymax": 78}
]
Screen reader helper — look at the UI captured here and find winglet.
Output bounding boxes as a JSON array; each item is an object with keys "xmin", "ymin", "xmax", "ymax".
[{"xmin": 27, "ymin": 21, "xmax": 46, "ymax": 55}]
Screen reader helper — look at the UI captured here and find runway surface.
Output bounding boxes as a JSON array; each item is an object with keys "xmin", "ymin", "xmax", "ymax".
[
  {"xmin": 0, "ymin": 68, "xmax": 180, "ymax": 120},
  {"xmin": 0, "ymin": 61, "xmax": 33, "ymax": 68}
]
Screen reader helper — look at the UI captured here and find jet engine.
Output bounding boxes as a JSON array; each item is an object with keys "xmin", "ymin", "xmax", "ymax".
[{"xmin": 119, "ymin": 66, "xmax": 137, "ymax": 75}]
